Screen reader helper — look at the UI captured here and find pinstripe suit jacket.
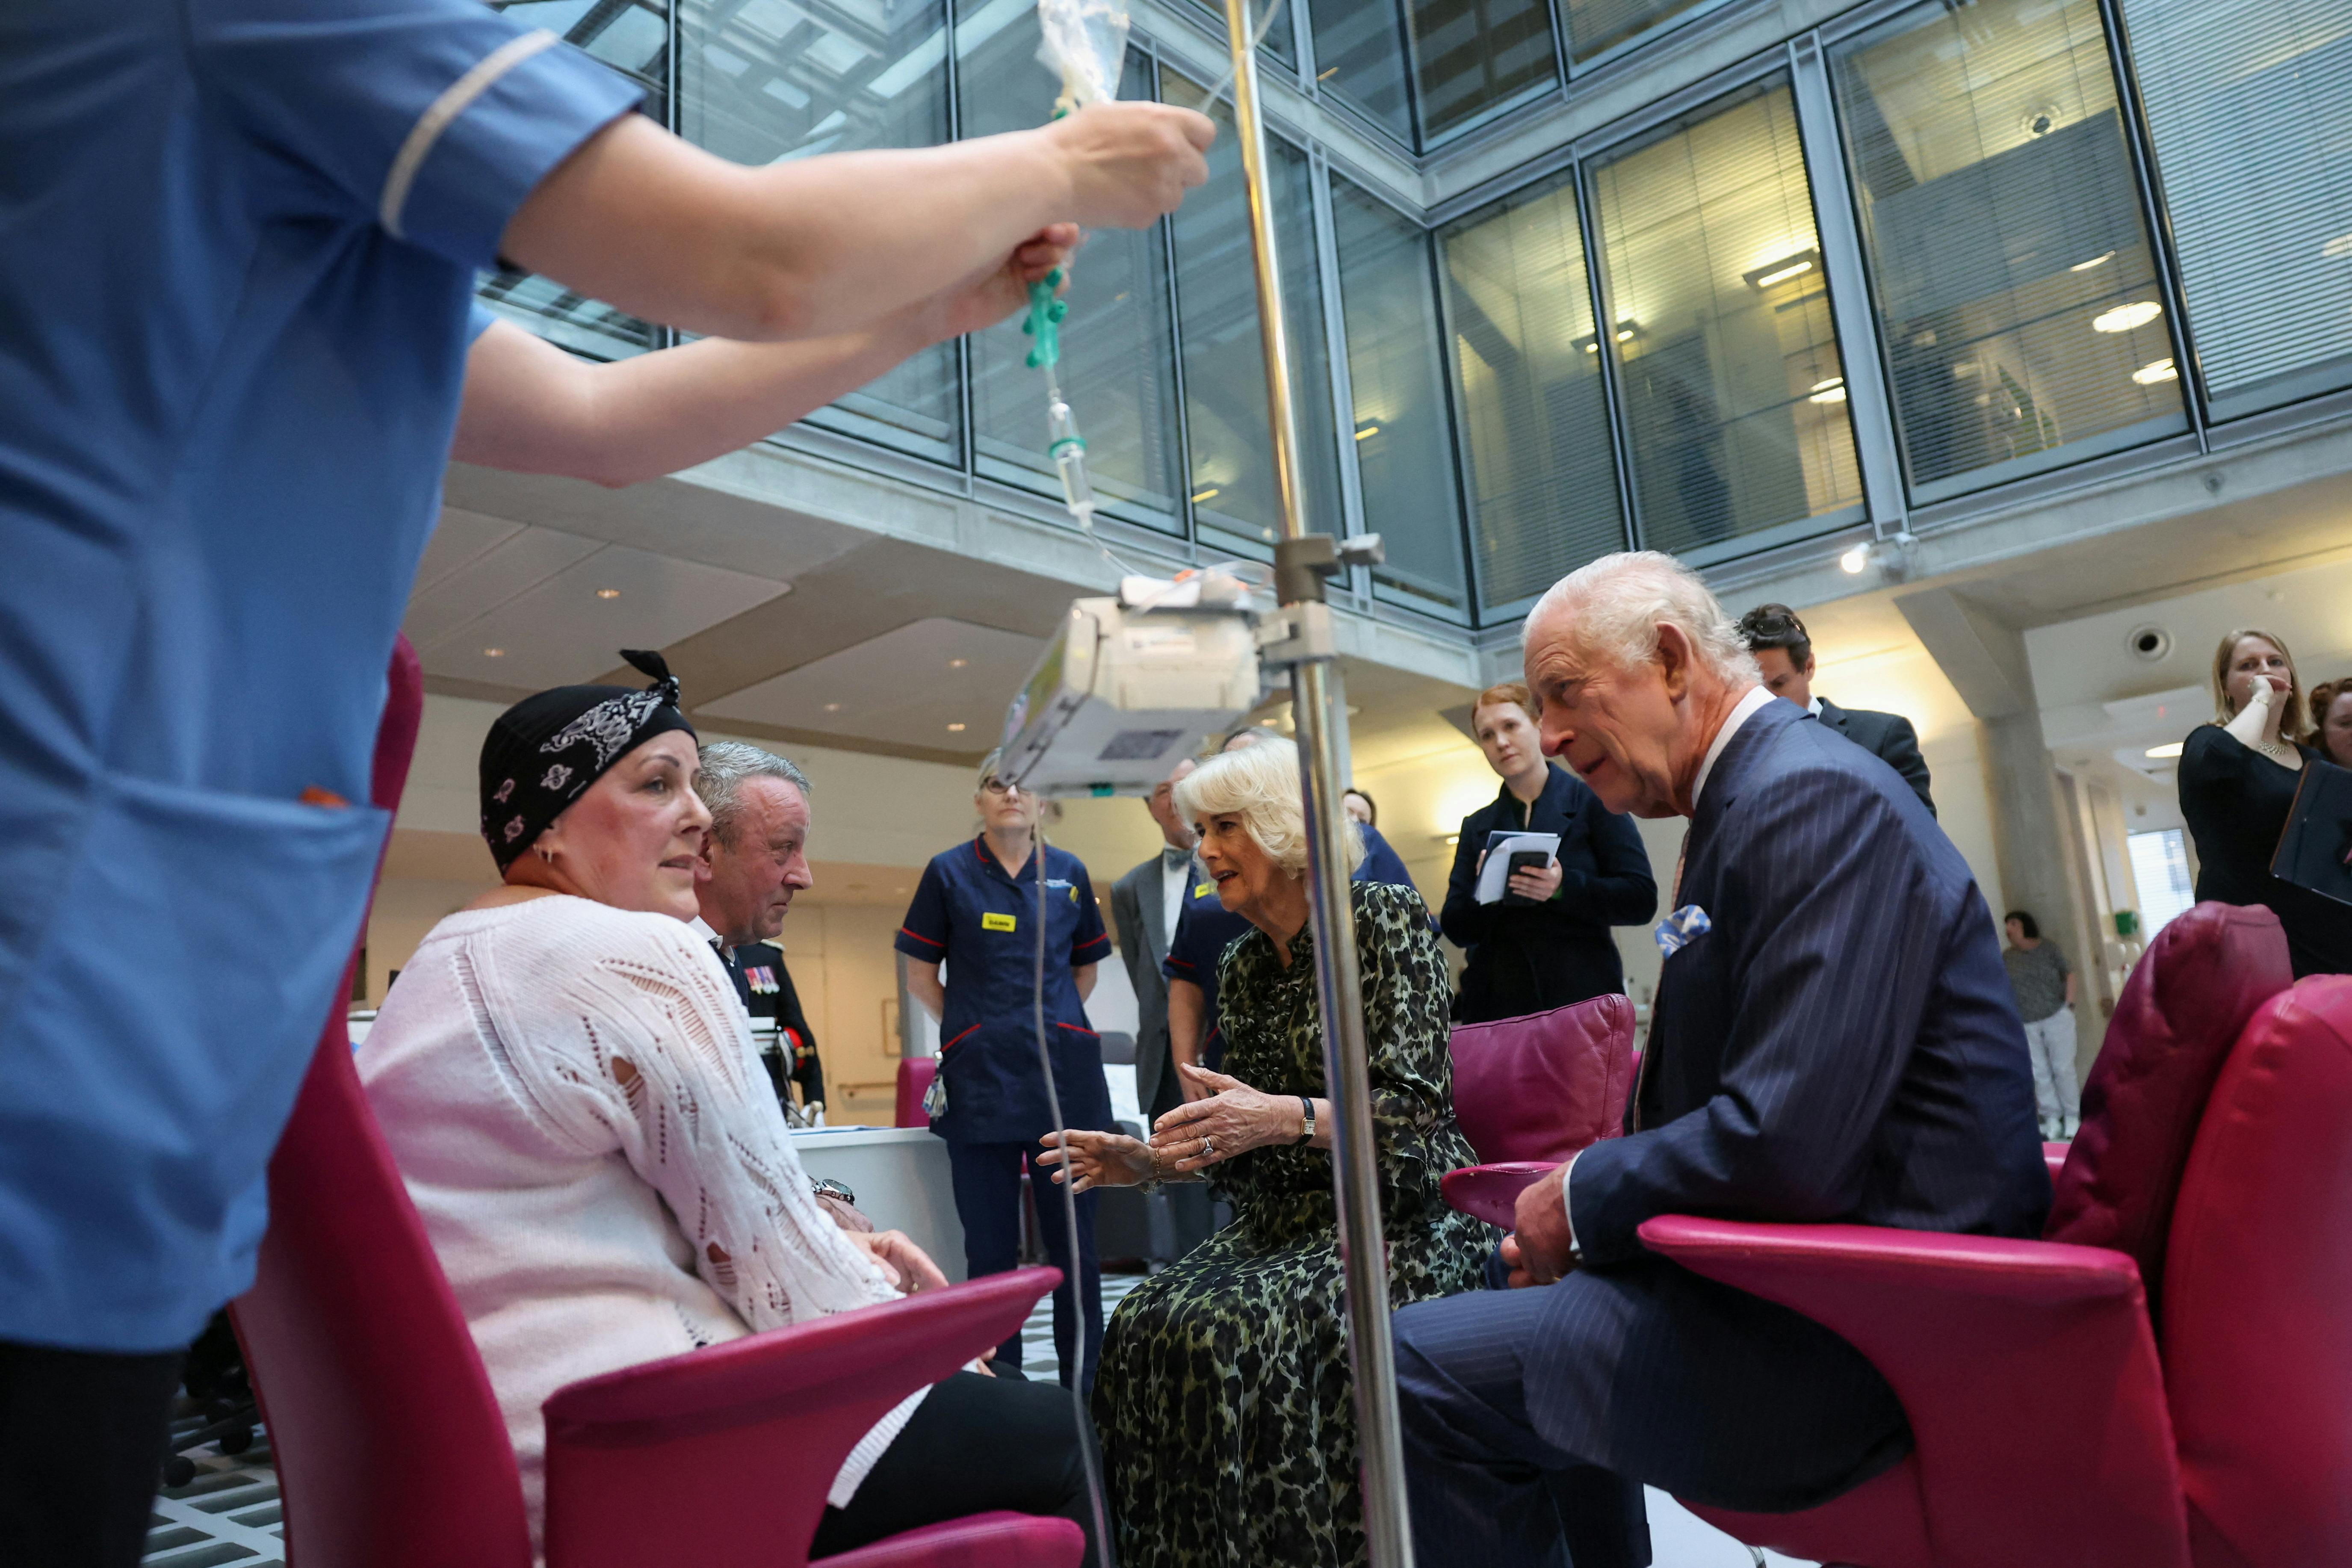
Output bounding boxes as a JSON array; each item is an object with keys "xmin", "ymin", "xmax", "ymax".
[{"xmin": 1569, "ymin": 700, "xmax": 2049, "ymax": 1265}]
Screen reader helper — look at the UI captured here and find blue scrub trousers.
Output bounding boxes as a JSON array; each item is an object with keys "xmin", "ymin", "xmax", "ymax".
[{"xmin": 948, "ymin": 1141, "xmax": 1102, "ymax": 1392}]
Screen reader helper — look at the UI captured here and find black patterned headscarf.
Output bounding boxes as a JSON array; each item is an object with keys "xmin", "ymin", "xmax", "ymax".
[{"xmin": 479, "ymin": 650, "xmax": 696, "ymax": 873}]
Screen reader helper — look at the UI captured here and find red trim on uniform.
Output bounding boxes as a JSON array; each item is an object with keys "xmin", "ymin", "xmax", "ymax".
[
  {"xmin": 1165, "ymin": 956, "xmax": 1196, "ymax": 973},
  {"xmin": 1073, "ymin": 933, "xmax": 1111, "ymax": 957},
  {"xmin": 898, "ymin": 926, "xmax": 945, "ymax": 949},
  {"xmin": 942, "ymin": 1024, "xmax": 981, "ymax": 1050},
  {"xmin": 1054, "ymin": 1022, "xmax": 1099, "ymax": 1037}
]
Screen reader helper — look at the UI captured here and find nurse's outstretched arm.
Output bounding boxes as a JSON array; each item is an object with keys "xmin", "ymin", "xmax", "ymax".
[
  {"xmin": 1075, "ymin": 963, "xmax": 1098, "ymax": 1003},
  {"xmin": 452, "ymin": 224, "xmax": 1070, "ymax": 486},
  {"xmin": 499, "ymin": 106, "xmax": 1211, "ymax": 345}
]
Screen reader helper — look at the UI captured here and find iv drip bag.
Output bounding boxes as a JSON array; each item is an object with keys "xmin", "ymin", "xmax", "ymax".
[{"xmin": 1037, "ymin": 0, "xmax": 1130, "ymax": 108}]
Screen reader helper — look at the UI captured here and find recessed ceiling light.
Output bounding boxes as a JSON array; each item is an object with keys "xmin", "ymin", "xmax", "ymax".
[
  {"xmin": 2132, "ymin": 357, "xmax": 2178, "ymax": 385},
  {"xmin": 1743, "ymin": 251, "xmax": 1820, "ymax": 290},
  {"xmin": 483, "ymin": 647, "xmax": 505, "ymax": 658},
  {"xmin": 595, "ymin": 588, "xmax": 621, "ymax": 599},
  {"xmin": 948, "ymin": 658, "xmax": 968, "ymax": 668},
  {"xmin": 2145, "ymin": 741, "xmax": 2184, "ymax": 759},
  {"xmin": 1190, "ymin": 487, "xmax": 1220, "ymax": 505},
  {"xmin": 2070, "ymin": 251, "xmax": 2116, "ymax": 272},
  {"xmin": 2093, "ymin": 301, "xmax": 2163, "ymax": 334},
  {"xmin": 1839, "ymin": 544, "xmax": 1871, "ymax": 574},
  {"xmin": 822, "ymin": 702, "xmax": 841, "ymax": 712},
  {"xmin": 1355, "ymin": 424, "xmax": 1380, "ymax": 441},
  {"xmin": 946, "ymin": 722, "xmax": 966, "ymax": 732},
  {"xmin": 1808, "ymin": 377, "xmax": 1847, "ymax": 404}
]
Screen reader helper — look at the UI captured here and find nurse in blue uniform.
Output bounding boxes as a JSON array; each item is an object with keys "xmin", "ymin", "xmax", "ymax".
[{"xmin": 898, "ymin": 752, "xmax": 1114, "ymax": 1389}]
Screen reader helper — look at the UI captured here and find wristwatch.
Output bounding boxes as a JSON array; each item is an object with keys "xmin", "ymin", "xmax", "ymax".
[
  {"xmin": 810, "ymin": 1176, "xmax": 857, "ymax": 1207},
  {"xmin": 1295, "ymin": 1096, "xmax": 1317, "ymax": 1146}
]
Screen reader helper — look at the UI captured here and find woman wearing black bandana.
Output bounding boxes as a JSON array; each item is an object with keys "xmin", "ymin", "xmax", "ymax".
[{"xmin": 358, "ymin": 653, "xmax": 1103, "ymax": 1565}]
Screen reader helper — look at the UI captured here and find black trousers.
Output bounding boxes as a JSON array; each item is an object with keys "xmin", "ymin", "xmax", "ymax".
[
  {"xmin": 811, "ymin": 1370, "xmax": 1104, "ymax": 1567},
  {"xmin": 947, "ymin": 1140, "xmax": 1102, "ymax": 1390},
  {"xmin": 0, "ymin": 1339, "xmax": 186, "ymax": 1568}
]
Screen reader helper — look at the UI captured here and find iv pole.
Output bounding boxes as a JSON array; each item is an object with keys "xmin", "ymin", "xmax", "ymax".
[{"xmin": 1217, "ymin": 5, "xmax": 1414, "ymax": 1565}]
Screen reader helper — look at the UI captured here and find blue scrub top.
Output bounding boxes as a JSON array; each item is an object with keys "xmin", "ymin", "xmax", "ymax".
[
  {"xmin": 1161, "ymin": 824, "xmax": 1426, "ymax": 1069},
  {"xmin": 896, "ymin": 839, "xmax": 1115, "ymax": 1145},
  {"xmin": 0, "ymin": 0, "xmax": 639, "ymax": 1352}
]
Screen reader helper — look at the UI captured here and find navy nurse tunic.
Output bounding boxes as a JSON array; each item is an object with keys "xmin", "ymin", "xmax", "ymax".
[{"xmin": 895, "ymin": 838, "xmax": 1114, "ymax": 1143}]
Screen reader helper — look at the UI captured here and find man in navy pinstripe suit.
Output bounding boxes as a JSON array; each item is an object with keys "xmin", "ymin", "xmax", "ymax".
[{"xmin": 1392, "ymin": 552, "xmax": 2049, "ymax": 1568}]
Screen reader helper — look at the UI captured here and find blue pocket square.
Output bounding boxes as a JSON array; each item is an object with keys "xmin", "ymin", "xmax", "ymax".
[{"xmin": 1655, "ymin": 904, "xmax": 1711, "ymax": 957}]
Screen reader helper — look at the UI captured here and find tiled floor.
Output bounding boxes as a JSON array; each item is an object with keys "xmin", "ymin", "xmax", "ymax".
[{"xmin": 143, "ymin": 1273, "xmax": 1807, "ymax": 1568}]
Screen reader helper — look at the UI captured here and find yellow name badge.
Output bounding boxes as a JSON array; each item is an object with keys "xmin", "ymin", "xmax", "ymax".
[
  {"xmin": 1195, "ymin": 883, "xmax": 1214, "ymax": 898},
  {"xmin": 982, "ymin": 912, "xmax": 1018, "ymax": 932}
]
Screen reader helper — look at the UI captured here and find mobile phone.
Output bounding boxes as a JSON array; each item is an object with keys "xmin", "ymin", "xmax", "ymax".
[{"xmin": 1501, "ymin": 850, "xmax": 1551, "ymax": 906}]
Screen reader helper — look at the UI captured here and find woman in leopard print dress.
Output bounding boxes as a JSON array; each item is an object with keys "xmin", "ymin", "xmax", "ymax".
[{"xmin": 1039, "ymin": 744, "xmax": 1490, "ymax": 1567}]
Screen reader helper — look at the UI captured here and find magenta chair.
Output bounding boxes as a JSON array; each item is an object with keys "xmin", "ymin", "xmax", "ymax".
[
  {"xmin": 897, "ymin": 1056, "xmax": 938, "ymax": 1129},
  {"xmin": 1439, "ymin": 993, "xmax": 1636, "ymax": 1228},
  {"xmin": 1641, "ymin": 903, "xmax": 2352, "ymax": 1568},
  {"xmin": 233, "ymin": 640, "xmax": 1085, "ymax": 1568}
]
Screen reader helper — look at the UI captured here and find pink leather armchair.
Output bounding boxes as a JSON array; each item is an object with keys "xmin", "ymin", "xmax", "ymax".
[
  {"xmin": 232, "ymin": 640, "xmax": 1083, "ymax": 1568},
  {"xmin": 897, "ymin": 1056, "xmax": 938, "ymax": 1129},
  {"xmin": 1640, "ymin": 904, "xmax": 2351, "ymax": 1568},
  {"xmin": 1440, "ymin": 993, "xmax": 1635, "ymax": 1228}
]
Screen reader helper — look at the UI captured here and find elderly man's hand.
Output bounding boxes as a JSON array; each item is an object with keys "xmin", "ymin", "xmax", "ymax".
[
  {"xmin": 1501, "ymin": 1162, "xmax": 1578, "ymax": 1287},
  {"xmin": 847, "ymin": 1227, "xmax": 950, "ymax": 1294},
  {"xmin": 1150, "ymin": 1064, "xmax": 1303, "ymax": 1172}
]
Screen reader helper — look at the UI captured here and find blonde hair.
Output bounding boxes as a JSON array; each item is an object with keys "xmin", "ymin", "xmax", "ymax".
[
  {"xmin": 1173, "ymin": 741, "xmax": 1365, "ymax": 878},
  {"xmin": 2211, "ymin": 629, "xmax": 2311, "ymax": 744},
  {"xmin": 1525, "ymin": 551, "xmax": 1760, "ymax": 687}
]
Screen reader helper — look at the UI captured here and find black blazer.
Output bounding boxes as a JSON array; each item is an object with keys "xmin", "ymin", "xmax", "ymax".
[
  {"xmin": 1814, "ymin": 697, "xmax": 1935, "ymax": 816},
  {"xmin": 1109, "ymin": 851, "xmax": 1183, "ymax": 1117},
  {"xmin": 1569, "ymin": 700, "xmax": 2049, "ymax": 1264},
  {"xmin": 725, "ymin": 941, "xmax": 824, "ymax": 1104},
  {"xmin": 1440, "ymin": 765, "xmax": 1657, "ymax": 1024}
]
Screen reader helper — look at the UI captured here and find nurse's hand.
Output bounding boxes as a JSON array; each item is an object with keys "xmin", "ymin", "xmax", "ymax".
[
  {"xmin": 917, "ymin": 226, "xmax": 1080, "ymax": 344},
  {"xmin": 1036, "ymin": 1130, "xmax": 1158, "ymax": 1193},
  {"xmin": 1150, "ymin": 1065, "xmax": 1298, "ymax": 1171},
  {"xmin": 848, "ymin": 1228, "xmax": 950, "ymax": 1294},
  {"xmin": 1044, "ymin": 102, "xmax": 1215, "ymax": 229}
]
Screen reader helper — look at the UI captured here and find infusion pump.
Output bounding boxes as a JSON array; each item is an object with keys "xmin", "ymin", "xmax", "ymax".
[{"xmin": 996, "ymin": 570, "xmax": 1268, "ymax": 797}]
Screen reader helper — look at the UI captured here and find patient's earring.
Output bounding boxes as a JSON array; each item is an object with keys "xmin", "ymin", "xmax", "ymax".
[{"xmin": 539, "ymin": 844, "xmax": 556, "ymax": 865}]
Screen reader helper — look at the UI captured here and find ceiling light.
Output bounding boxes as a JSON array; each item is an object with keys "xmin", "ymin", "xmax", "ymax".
[
  {"xmin": 946, "ymin": 722, "xmax": 966, "ymax": 732},
  {"xmin": 948, "ymin": 658, "xmax": 968, "ymax": 668},
  {"xmin": 1190, "ymin": 487, "xmax": 1220, "ymax": 504},
  {"xmin": 2145, "ymin": 741, "xmax": 2184, "ymax": 760},
  {"xmin": 1839, "ymin": 543, "xmax": 1871, "ymax": 574},
  {"xmin": 2070, "ymin": 251, "xmax": 2116, "ymax": 272},
  {"xmin": 2321, "ymin": 233, "xmax": 2352, "ymax": 260},
  {"xmin": 2132, "ymin": 357, "xmax": 2178, "ymax": 385},
  {"xmin": 1583, "ymin": 341, "xmax": 1600, "ymax": 354},
  {"xmin": 1318, "ymin": 65, "xmax": 1339, "ymax": 80},
  {"xmin": 2093, "ymin": 300, "xmax": 2163, "ymax": 334},
  {"xmin": 1355, "ymin": 424, "xmax": 1380, "ymax": 440},
  {"xmin": 1808, "ymin": 377, "xmax": 1847, "ymax": 404},
  {"xmin": 1744, "ymin": 250, "xmax": 1821, "ymax": 291},
  {"xmin": 822, "ymin": 702, "xmax": 841, "ymax": 712},
  {"xmin": 595, "ymin": 587, "xmax": 621, "ymax": 599},
  {"xmin": 483, "ymin": 647, "xmax": 505, "ymax": 658}
]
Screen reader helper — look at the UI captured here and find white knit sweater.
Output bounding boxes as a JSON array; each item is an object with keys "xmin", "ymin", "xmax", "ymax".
[{"xmin": 358, "ymin": 895, "xmax": 922, "ymax": 1553}]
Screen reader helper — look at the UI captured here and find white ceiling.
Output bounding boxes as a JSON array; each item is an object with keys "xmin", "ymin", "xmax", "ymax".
[
  {"xmin": 404, "ymin": 507, "xmax": 792, "ymax": 691},
  {"xmin": 700, "ymin": 616, "xmax": 1049, "ymax": 750}
]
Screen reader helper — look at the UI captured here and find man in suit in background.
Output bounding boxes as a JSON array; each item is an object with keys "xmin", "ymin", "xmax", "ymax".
[
  {"xmin": 1111, "ymin": 759, "xmax": 1197, "ymax": 1127},
  {"xmin": 1393, "ymin": 552, "xmax": 2048, "ymax": 1568},
  {"xmin": 1738, "ymin": 602, "xmax": 1936, "ymax": 815},
  {"xmin": 693, "ymin": 741, "xmax": 825, "ymax": 1113}
]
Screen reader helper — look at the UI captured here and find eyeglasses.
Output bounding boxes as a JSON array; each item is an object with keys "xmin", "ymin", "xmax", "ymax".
[{"xmin": 980, "ymin": 778, "xmax": 1021, "ymax": 797}]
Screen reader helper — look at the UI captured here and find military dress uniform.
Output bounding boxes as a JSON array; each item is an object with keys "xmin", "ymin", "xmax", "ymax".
[{"xmin": 725, "ymin": 940, "xmax": 825, "ymax": 1109}]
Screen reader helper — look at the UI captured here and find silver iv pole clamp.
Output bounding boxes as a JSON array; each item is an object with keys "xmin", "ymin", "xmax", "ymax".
[{"xmin": 1217, "ymin": 3, "xmax": 1414, "ymax": 1563}]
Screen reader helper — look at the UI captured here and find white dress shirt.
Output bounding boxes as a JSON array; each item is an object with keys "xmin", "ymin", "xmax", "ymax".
[
  {"xmin": 1560, "ymin": 682, "xmax": 1774, "ymax": 1255},
  {"xmin": 1160, "ymin": 845, "xmax": 1193, "ymax": 952}
]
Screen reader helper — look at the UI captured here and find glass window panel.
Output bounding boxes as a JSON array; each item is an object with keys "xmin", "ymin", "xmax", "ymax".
[
  {"xmin": 1333, "ymin": 178, "xmax": 1469, "ymax": 618},
  {"xmin": 2121, "ymin": 0, "xmax": 2352, "ymax": 419},
  {"xmin": 1833, "ymin": 0, "xmax": 2186, "ymax": 500},
  {"xmin": 1439, "ymin": 173, "xmax": 1624, "ymax": 610},
  {"xmin": 1309, "ymin": 0, "xmax": 1415, "ymax": 145},
  {"xmin": 1175, "ymin": 0, "xmax": 1298, "ymax": 69},
  {"xmin": 1161, "ymin": 65, "xmax": 1344, "ymax": 558},
  {"xmin": 479, "ymin": 2, "xmax": 672, "ymax": 359},
  {"xmin": 1410, "ymin": 0, "xmax": 1560, "ymax": 142},
  {"xmin": 960, "ymin": 27, "xmax": 1182, "ymax": 528},
  {"xmin": 1592, "ymin": 80, "xmax": 1861, "ymax": 555},
  {"xmin": 678, "ymin": 0, "xmax": 960, "ymax": 461},
  {"xmin": 1561, "ymin": 0, "xmax": 1710, "ymax": 64}
]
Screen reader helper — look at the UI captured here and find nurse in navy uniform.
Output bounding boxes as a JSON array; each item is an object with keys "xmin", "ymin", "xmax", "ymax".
[{"xmin": 898, "ymin": 751, "xmax": 1113, "ymax": 1388}]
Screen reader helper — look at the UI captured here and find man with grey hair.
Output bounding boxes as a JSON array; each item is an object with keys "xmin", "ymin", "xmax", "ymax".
[
  {"xmin": 694, "ymin": 740, "xmax": 824, "ymax": 1107},
  {"xmin": 1391, "ymin": 552, "xmax": 2048, "ymax": 1567}
]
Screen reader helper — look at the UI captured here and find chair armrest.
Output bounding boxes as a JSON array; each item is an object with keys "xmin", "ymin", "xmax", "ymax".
[
  {"xmin": 1441, "ymin": 1162, "xmax": 1557, "ymax": 1230},
  {"xmin": 544, "ymin": 1268, "xmax": 1059, "ymax": 1568},
  {"xmin": 1637, "ymin": 1218, "xmax": 2188, "ymax": 1568}
]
